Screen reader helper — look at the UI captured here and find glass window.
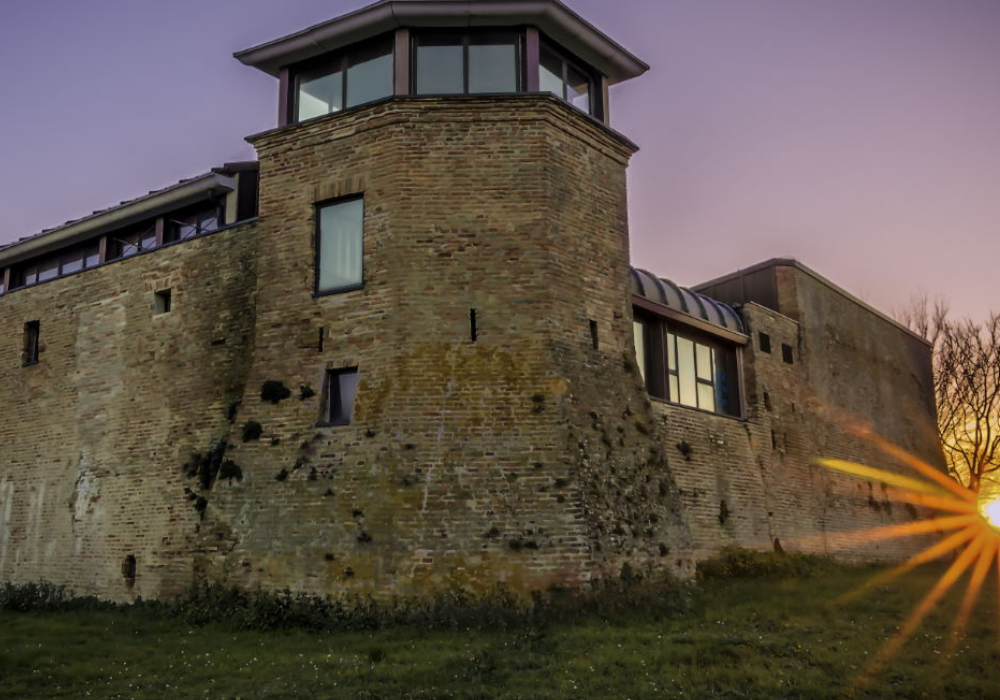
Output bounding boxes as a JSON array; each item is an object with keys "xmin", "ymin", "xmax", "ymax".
[
  {"xmin": 632, "ymin": 321, "xmax": 646, "ymax": 381},
  {"xmin": 84, "ymin": 245, "xmax": 100, "ymax": 268},
  {"xmin": 469, "ymin": 34, "xmax": 518, "ymax": 93},
  {"xmin": 0, "ymin": 273, "xmax": 5, "ymax": 295},
  {"xmin": 23, "ymin": 321, "xmax": 40, "ymax": 366},
  {"xmin": 294, "ymin": 38, "xmax": 393, "ymax": 122},
  {"xmin": 323, "ymin": 368, "xmax": 360, "ymax": 425},
  {"xmin": 416, "ymin": 34, "xmax": 464, "ymax": 94},
  {"xmin": 346, "ymin": 40, "xmax": 393, "ymax": 108},
  {"xmin": 61, "ymin": 251, "xmax": 84, "ymax": 275},
  {"xmin": 317, "ymin": 197, "xmax": 364, "ymax": 294},
  {"xmin": 166, "ymin": 206, "xmax": 220, "ymax": 243},
  {"xmin": 566, "ymin": 63, "xmax": 591, "ymax": 112},
  {"xmin": 538, "ymin": 42, "xmax": 595, "ymax": 116},
  {"xmin": 633, "ymin": 320, "xmax": 739, "ymax": 417},
  {"xmin": 298, "ymin": 68, "xmax": 343, "ymax": 121},
  {"xmin": 20, "ymin": 265, "xmax": 37, "ymax": 287},
  {"xmin": 539, "ymin": 46, "xmax": 564, "ymax": 97},
  {"xmin": 38, "ymin": 258, "xmax": 59, "ymax": 282},
  {"xmin": 415, "ymin": 31, "xmax": 520, "ymax": 96}
]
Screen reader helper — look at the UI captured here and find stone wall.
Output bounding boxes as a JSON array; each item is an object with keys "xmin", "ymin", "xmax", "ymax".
[
  {"xmin": 0, "ymin": 96, "xmax": 943, "ymax": 602},
  {"xmin": 0, "ymin": 223, "xmax": 257, "ymax": 600},
  {"xmin": 199, "ymin": 95, "xmax": 693, "ymax": 598},
  {"xmin": 659, "ymin": 266, "xmax": 942, "ymax": 563}
]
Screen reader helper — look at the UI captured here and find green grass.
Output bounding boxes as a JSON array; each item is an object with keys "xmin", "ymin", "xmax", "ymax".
[{"xmin": 1, "ymin": 565, "xmax": 998, "ymax": 698}]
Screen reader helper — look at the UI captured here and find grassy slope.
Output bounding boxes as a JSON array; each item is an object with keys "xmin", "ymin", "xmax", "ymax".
[{"xmin": 1, "ymin": 566, "xmax": 998, "ymax": 699}]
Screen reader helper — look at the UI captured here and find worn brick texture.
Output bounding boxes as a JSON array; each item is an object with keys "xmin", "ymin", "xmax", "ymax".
[
  {"xmin": 0, "ymin": 96, "xmax": 943, "ymax": 602},
  {"xmin": 0, "ymin": 225, "xmax": 257, "ymax": 600},
  {"xmin": 659, "ymin": 269, "xmax": 943, "ymax": 563},
  {"xmin": 200, "ymin": 96, "xmax": 693, "ymax": 598}
]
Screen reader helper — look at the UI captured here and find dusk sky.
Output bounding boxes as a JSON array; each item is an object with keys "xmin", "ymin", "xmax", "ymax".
[{"xmin": 2, "ymin": 0, "xmax": 998, "ymax": 322}]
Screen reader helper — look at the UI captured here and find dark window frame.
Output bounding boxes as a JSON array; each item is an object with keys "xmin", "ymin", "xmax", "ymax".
[
  {"xmin": 22, "ymin": 320, "xmax": 40, "ymax": 367},
  {"xmin": 538, "ymin": 39, "xmax": 596, "ymax": 115},
  {"xmin": 758, "ymin": 332, "xmax": 772, "ymax": 354},
  {"xmin": 411, "ymin": 28, "xmax": 525, "ymax": 96},
  {"xmin": 164, "ymin": 201, "xmax": 224, "ymax": 245},
  {"xmin": 781, "ymin": 343, "xmax": 795, "ymax": 364},
  {"xmin": 318, "ymin": 367, "xmax": 360, "ymax": 427},
  {"xmin": 314, "ymin": 194, "xmax": 365, "ymax": 297},
  {"xmin": 292, "ymin": 34, "xmax": 395, "ymax": 123},
  {"xmin": 633, "ymin": 309, "xmax": 743, "ymax": 418}
]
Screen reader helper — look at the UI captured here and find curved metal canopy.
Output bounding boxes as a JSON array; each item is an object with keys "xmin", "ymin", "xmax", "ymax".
[{"xmin": 631, "ymin": 267, "xmax": 745, "ymax": 336}]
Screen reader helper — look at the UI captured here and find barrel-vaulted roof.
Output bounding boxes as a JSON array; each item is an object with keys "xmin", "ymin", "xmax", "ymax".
[
  {"xmin": 235, "ymin": 0, "xmax": 649, "ymax": 84},
  {"xmin": 631, "ymin": 267, "xmax": 746, "ymax": 340}
]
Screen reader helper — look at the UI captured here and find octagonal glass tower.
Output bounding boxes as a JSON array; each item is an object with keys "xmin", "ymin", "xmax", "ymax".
[{"xmin": 236, "ymin": 0, "xmax": 649, "ymax": 126}]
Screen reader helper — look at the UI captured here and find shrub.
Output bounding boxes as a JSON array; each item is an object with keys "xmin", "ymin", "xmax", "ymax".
[{"xmin": 696, "ymin": 547, "xmax": 836, "ymax": 581}]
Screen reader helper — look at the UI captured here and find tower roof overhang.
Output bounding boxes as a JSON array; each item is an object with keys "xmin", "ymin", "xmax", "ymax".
[{"xmin": 235, "ymin": 0, "xmax": 649, "ymax": 84}]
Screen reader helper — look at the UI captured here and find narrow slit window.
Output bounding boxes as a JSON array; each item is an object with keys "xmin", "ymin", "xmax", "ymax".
[
  {"xmin": 470, "ymin": 309, "xmax": 478, "ymax": 342},
  {"xmin": 323, "ymin": 368, "xmax": 359, "ymax": 426},
  {"xmin": 23, "ymin": 320, "xmax": 40, "ymax": 366},
  {"xmin": 589, "ymin": 320, "xmax": 599, "ymax": 350}
]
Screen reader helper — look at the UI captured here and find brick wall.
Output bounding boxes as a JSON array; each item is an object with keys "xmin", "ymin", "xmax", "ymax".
[
  {"xmin": 200, "ymin": 95, "xmax": 693, "ymax": 598},
  {"xmin": 0, "ymin": 224, "xmax": 257, "ymax": 599},
  {"xmin": 658, "ymin": 267, "xmax": 942, "ymax": 564}
]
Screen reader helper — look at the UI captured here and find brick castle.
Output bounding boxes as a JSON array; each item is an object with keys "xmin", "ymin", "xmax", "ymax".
[{"xmin": 0, "ymin": 0, "xmax": 942, "ymax": 600}]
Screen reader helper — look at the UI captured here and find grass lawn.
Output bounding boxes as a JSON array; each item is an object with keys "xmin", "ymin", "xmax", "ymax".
[{"xmin": 1, "ymin": 565, "xmax": 998, "ymax": 698}]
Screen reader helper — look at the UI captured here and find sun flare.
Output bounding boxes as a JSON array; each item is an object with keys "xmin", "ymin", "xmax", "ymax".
[
  {"xmin": 978, "ymin": 491, "xmax": 1000, "ymax": 532},
  {"xmin": 813, "ymin": 445, "xmax": 1000, "ymax": 690}
]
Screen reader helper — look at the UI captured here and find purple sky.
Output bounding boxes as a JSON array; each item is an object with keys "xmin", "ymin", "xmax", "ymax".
[{"xmin": 2, "ymin": 0, "xmax": 999, "ymax": 321}]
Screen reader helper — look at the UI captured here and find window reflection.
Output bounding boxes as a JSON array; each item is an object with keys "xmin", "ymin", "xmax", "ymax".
[
  {"xmin": 538, "ymin": 43, "xmax": 594, "ymax": 116},
  {"xmin": 415, "ymin": 31, "xmax": 519, "ymax": 96},
  {"xmin": 633, "ymin": 312, "xmax": 741, "ymax": 417},
  {"xmin": 295, "ymin": 37, "xmax": 392, "ymax": 121}
]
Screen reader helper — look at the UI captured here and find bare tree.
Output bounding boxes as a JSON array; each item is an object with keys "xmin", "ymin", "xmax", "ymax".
[{"xmin": 898, "ymin": 295, "xmax": 1000, "ymax": 490}]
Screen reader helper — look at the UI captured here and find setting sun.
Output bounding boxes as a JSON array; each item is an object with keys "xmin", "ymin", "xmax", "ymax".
[{"xmin": 978, "ymin": 480, "xmax": 1000, "ymax": 531}]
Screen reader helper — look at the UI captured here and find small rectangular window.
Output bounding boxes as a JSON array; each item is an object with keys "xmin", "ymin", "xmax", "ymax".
[
  {"xmin": 154, "ymin": 289, "xmax": 172, "ymax": 315},
  {"xmin": 322, "ymin": 368, "xmax": 359, "ymax": 426},
  {"xmin": 758, "ymin": 332, "xmax": 771, "ymax": 353},
  {"xmin": 316, "ymin": 197, "xmax": 364, "ymax": 294},
  {"xmin": 782, "ymin": 343, "xmax": 794, "ymax": 364},
  {"xmin": 23, "ymin": 321, "xmax": 40, "ymax": 366}
]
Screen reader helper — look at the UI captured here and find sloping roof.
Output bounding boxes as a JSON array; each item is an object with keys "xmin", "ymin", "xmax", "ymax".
[
  {"xmin": 0, "ymin": 167, "xmax": 248, "ymax": 267},
  {"xmin": 235, "ymin": 0, "xmax": 649, "ymax": 84},
  {"xmin": 631, "ymin": 267, "xmax": 747, "ymax": 339}
]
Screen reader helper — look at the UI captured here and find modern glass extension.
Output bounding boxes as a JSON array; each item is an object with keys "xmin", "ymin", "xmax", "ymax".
[
  {"xmin": 291, "ymin": 30, "xmax": 600, "ymax": 124},
  {"xmin": 633, "ymin": 316, "xmax": 742, "ymax": 418}
]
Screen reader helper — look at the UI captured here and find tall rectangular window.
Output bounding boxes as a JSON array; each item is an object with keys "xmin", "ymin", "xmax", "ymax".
[
  {"xmin": 23, "ymin": 321, "xmax": 40, "ymax": 366},
  {"xmin": 316, "ymin": 197, "xmax": 364, "ymax": 294},
  {"xmin": 322, "ymin": 368, "xmax": 359, "ymax": 426}
]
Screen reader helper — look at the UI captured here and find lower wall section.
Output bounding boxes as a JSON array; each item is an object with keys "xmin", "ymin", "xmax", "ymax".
[{"xmin": 655, "ymin": 399, "xmax": 938, "ymax": 564}]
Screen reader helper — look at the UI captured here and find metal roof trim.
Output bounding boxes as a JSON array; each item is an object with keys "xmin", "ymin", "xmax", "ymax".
[
  {"xmin": 0, "ymin": 172, "xmax": 236, "ymax": 267},
  {"xmin": 234, "ymin": 0, "xmax": 648, "ymax": 83}
]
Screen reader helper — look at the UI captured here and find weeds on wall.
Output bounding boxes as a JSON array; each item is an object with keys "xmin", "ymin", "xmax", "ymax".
[
  {"xmin": 260, "ymin": 380, "xmax": 292, "ymax": 404},
  {"xmin": 241, "ymin": 421, "xmax": 263, "ymax": 442}
]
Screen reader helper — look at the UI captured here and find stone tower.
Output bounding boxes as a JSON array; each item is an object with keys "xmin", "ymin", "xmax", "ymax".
[{"xmin": 201, "ymin": 0, "xmax": 694, "ymax": 597}]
